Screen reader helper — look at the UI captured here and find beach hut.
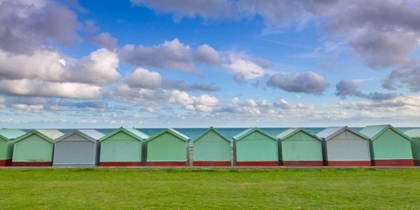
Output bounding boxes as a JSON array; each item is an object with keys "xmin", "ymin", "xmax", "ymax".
[
  {"xmin": 99, "ymin": 127, "xmax": 149, "ymax": 166},
  {"xmin": 0, "ymin": 129, "xmax": 26, "ymax": 166},
  {"xmin": 360, "ymin": 125, "xmax": 413, "ymax": 166},
  {"xmin": 404, "ymin": 129, "xmax": 420, "ymax": 166},
  {"xmin": 277, "ymin": 128, "xmax": 323, "ymax": 166},
  {"xmin": 233, "ymin": 128, "xmax": 278, "ymax": 166},
  {"xmin": 12, "ymin": 129, "xmax": 64, "ymax": 166},
  {"xmin": 192, "ymin": 127, "xmax": 231, "ymax": 166},
  {"xmin": 317, "ymin": 126, "xmax": 371, "ymax": 166},
  {"xmin": 53, "ymin": 130, "xmax": 104, "ymax": 167},
  {"xmin": 146, "ymin": 128, "xmax": 190, "ymax": 166}
]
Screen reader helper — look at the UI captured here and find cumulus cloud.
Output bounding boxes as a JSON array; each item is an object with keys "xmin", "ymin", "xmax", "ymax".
[
  {"xmin": 382, "ymin": 66, "xmax": 420, "ymax": 92},
  {"xmin": 266, "ymin": 71, "xmax": 328, "ymax": 94},
  {"xmin": 335, "ymin": 79, "xmax": 400, "ymax": 100},
  {"xmin": 223, "ymin": 54, "xmax": 270, "ymax": 80},
  {"xmin": 233, "ymin": 72, "xmax": 246, "ymax": 84},
  {"xmin": 161, "ymin": 80, "xmax": 220, "ymax": 92},
  {"xmin": 85, "ymin": 21, "xmax": 118, "ymax": 51},
  {"xmin": 118, "ymin": 38, "xmax": 220, "ymax": 71},
  {"xmin": 124, "ymin": 68, "xmax": 162, "ymax": 89}
]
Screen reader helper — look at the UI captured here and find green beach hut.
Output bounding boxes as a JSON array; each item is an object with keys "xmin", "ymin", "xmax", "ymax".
[
  {"xmin": 233, "ymin": 128, "xmax": 278, "ymax": 166},
  {"xmin": 360, "ymin": 125, "xmax": 413, "ymax": 166},
  {"xmin": 146, "ymin": 128, "xmax": 190, "ymax": 166},
  {"xmin": 192, "ymin": 127, "xmax": 232, "ymax": 166},
  {"xmin": 99, "ymin": 127, "xmax": 149, "ymax": 166},
  {"xmin": 404, "ymin": 129, "xmax": 420, "ymax": 166},
  {"xmin": 0, "ymin": 129, "xmax": 26, "ymax": 166},
  {"xmin": 276, "ymin": 128, "xmax": 323, "ymax": 166},
  {"xmin": 12, "ymin": 129, "xmax": 64, "ymax": 166}
]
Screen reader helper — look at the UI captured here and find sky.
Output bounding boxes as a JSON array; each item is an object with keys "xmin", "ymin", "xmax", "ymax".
[{"xmin": 0, "ymin": 0, "xmax": 420, "ymax": 128}]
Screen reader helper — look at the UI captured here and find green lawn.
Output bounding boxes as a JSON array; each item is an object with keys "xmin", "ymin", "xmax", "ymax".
[{"xmin": 0, "ymin": 168, "xmax": 419, "ymax": 209}]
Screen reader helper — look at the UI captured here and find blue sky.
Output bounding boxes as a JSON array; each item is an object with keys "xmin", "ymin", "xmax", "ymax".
[{"xmin": 1, "ymin": 0, "xmax": 420, "ymax": 128}]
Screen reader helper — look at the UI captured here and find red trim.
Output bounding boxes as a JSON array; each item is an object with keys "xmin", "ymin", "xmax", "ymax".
[
  {"xmin": 193, "ymin": 161, "xmax": 231, "ymax": 166},
  {"xmin": 372, "ymin": 159, "xmax": 413, "ymax": 166},
  {"xmin": 414, "ymin": 160, "xmax": 420, "ymax": 166},
  {"xmin": 282, "ymin": 161, "xmax": 323, "ymax": 166},
  {"xmin": 0, "ymin": 159, "xmax": 12, "ymax": 166},
  {"xmin": 236, "ymin": 161, "xmax": 278, "ymax": 166},
  {"xmin": 11, "ymin": 162, "xmax": 52, "ymax": 167},
  {"xmin": 99, "ymin": 162, "xmax": 142, "ymax": 167},
  {"xmin": 326, "ymin": 161, "xmax": 371, "ymax": 166},
  {"xmin": 146, "ymin": 161, "xmax": 187, "ymax": 166}
]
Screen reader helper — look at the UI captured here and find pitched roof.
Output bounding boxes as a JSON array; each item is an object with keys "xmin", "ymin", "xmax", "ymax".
[
  {"xmin": 0, "ymin": 129, "xmax": 26, "ymax": 140},
  {"xmin": 55, "ymin": 129, "xmax": 105, "ymax": 143},
  {"xmin": 360, "ymin": 125, "xmax": 410, "ymax": 141},
  {"xmin": 14, "ymin": 129, "xmax": 64, "ymax": 144},
  {"xmin": 276, "ymin": 128, "xmax": 321, "ymax": 141},
  {"xmin": 193, "ymin": 127, "xmax": 230, "ymax": 143},
  {"xmin": 147, "ymin": 128, "xmax": 189, "ymax": 142},
  {"xmin": 317, "ymin": 126, "xmax": 369, "ymax": 141},
  {"xmin": 232, "ymin": 127, "xmax": 277, "ymax": 141},
  {"xmin": 36, "ymin": 129, "xmax": 65, "ymax": 139},
  {"xmin": 100, "ymin": 127, "xmax": 149, "ymax": 142},
  {"xmin": 405, "ymin": 129, "xmax": 420, "ymax": 139}
]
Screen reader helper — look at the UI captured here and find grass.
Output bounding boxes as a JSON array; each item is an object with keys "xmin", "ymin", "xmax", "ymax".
[{"xmin": 0, "ymin": 168, "xmax": 420, "ymax": 209}]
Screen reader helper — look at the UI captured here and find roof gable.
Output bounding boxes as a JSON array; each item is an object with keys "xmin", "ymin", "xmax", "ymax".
[
  {"xmin": 277, "ymin": 128, "xmax": 321, "ymax": 141},
  {"xmin": 55, "ymin": 129, "xmax": 104, "ymax": 143},
  {"xmin": 14, "ymin": 129, "xmax": 63, "ymax": 144},
  {"xmin": 405, "ymin": 129, "xmax": 420, "ymax": 139},
  {"xmin": 317, "ymin": 126, "xmax": 369, "ymax": 141},
  {"xmin": 100, "ymin": 127, "xmax": 149, "ymax": 142},
  {"xmin": 233, "ymin": 127, "xmax": 277, "ymax": 142},
  {"xmin": 360, "ymin": 125, "xmax": 410, "ymax": 141},
  {"xmin": 147, "ymin": 128, "xmax": 189, "ymax": 142},
  {"xmin": 193, "ymin": 127, "xmax": 230, "ymax": 143}
]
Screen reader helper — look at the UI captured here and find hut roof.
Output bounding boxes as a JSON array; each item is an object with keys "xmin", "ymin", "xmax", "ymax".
[
  {"xmin": 405, "ymin": 129, "xmax": 420, "ymax": 139},
  {"xmin": 193, "ymin": 127, "xmax": 230, "ymax": 143},
  {"xmin": 0, "ymin": 129, "xmax": 26, "ymax": 141},
  {"xmin": 233, "ymin": 127, "xmax": 277, "ymax": 141},
  {"xmin": 276, "ymin": 128, "xmax": 322, "ymax": 141},
  {"xmin": 14, "ymin": 129, "xmax": 64, "ymax": 144},
  {"xmin": 360, "ymin": 125, "xmax": 410, "ymax": 142},
  {"xmin": 147, "ymin": 128, "xmax": 189, "ymax": 142},
  {"xmin": 317, "ymin": 126, "xmax": 369, "ymax": 141},
  {"xmin": 55, "ymin": 129, "xmax": 104, "ymax": 143},
  {"xmin": 100, "ymin": 127, "xmax": 149, "ymax": 142}
]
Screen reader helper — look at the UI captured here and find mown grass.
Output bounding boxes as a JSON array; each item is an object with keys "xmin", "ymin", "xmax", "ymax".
[{"xmin": 0, "ymin": 168, "xmax": 420, "ymax": 209}]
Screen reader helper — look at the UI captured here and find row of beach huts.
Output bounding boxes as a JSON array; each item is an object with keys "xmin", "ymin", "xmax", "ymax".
[{"xmin": 1, "ymin": 125, "xmax": 420, "ymax": 167}]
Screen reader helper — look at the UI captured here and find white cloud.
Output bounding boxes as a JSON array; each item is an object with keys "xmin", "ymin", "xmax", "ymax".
[
  {"xmin": 124, "ymin": 68, "xmax": 162, "ymax": 89},
  {"xmin": 231, "ymin": 97, "xmax": 240, "ymax": 104}
]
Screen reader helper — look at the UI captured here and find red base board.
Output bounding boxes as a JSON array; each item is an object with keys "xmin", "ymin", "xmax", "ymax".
[
  {"xmin": 11, "ymin": 162, "xmax": 52, "ymax": 167},
  {"xmin": 236, "ymin": 161, "xmax": 278, "ymax": 166},
  {"xmin": 372, "ymin": 159, "xmax": 413, "ymax": 166},
  {"xmin": 414, "ymin": 160, "xmax": 420, "ymax": 166},
  {"xmin": 99, "ymin": 162, "xmax": 142, "ymax": 167},
  {"xmin": 193, "ymin": 161, "xmax": 231, "ymax": 166},
  {"xmin": 0, "ymin": 159, "xmax": 12, "ymax": 166},
  {"xmin": 146, "ymin": 161, "xmax": 187, "ymax": 166},
  {"xmin": 326, "ymin": 161, "xmax": 371, "ymax": 166},
  {"xmin": 282, "ymin": 161, "xmax": 323, "ymax": 166}
]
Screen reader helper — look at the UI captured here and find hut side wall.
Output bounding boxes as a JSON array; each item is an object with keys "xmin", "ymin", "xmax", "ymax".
[
  {"xmin": 147, "ymin": 133, "xmax": 187, "ymax": 161},
  {"xmin": 53, "ymin": 133, "xmax": 96, "ymax": 166},
  {"xmin": 0, "ymin": 140, "xmax": 11, "ymax": 160},
  {"xmin": 13, "ymin": 135, "xmax": 53, "ymax": 162},
  {"xmin": 326, "ymin": 131, "xmax": 370, "ymax": 161},
  {"xmin": 281, "ymin": 132, "xmax": 322, "ymax": 161},
  {"xmin": 236, "ymin": 132, "xmax": 278, "ymax": 162},
  {"xmin": 371, "ymin": 131, "xmax": 413, "ymax": 160},
  {"xmin": 100, "ymin": 132, "xmax": 142, "ymax": 162},
  {"xmin": 193, "ymin": 131, "xmax": 231, "ymax": 161}
]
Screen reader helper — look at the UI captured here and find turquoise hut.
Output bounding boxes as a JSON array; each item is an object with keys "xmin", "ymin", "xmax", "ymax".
[
  {"xmin": 0, "ymin": 129, "xmax": 26, "ymax": 166},
  {"xmin": 192, "ymin": 127, "xmax": 231, "ymax": 166},
  {"xmin": 12, "ymin": 130, "xmax": 64, "ymax": 166},
  {"xmin": 360, "ymin": 125, "xmax": 413, "ymax": 166},
  {"xmin": 405, "ymin": 129, "xmax": 420, "ymax": 166},
  {"xmin": 99, "ymin": 127, "xmax": 149, "ymax": 166},
  {"xmin": 233, "ymin": 128, "xmax": 278, "ymax": 166},
  {"xmin": 276, "ymin": 128, "xmax": 323, "ymax": 166},
  {"xmin": 146, "ymin": 128, "xmax": 190, "ymax": 166}
]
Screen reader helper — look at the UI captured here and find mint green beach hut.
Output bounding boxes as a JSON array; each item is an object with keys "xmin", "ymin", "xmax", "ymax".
[
  {"xmin": 360, "ymin": 125, "xmax": 413, "ymax": 166},
  {"xmin": 404, "ymin": 129, "xmax": 420, "ymax": 166},
  {"xmin": 276, "ymin": 128, "xmax": 323, "ymax": 166},
  {"xmin": 12, "ymin": 130, "xmax": 64, "ymax": 166},
  {"xmin": 192, "ymin": 127, "xmax": 232, "ymax": 166},
  {"xmin": 146, "ymin": 128, "xmax": 190, "ymax": 166},
  {"xmin": 233, "ymin": 128, "xmax": 278, "ymax": 166},
  {"xmin": 99, "ymin": 127, "xmax": 149, "ymax": 166},
  {"xmin": 0, "ymin": 129, "xmax": 26, "ymax": 166}
]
